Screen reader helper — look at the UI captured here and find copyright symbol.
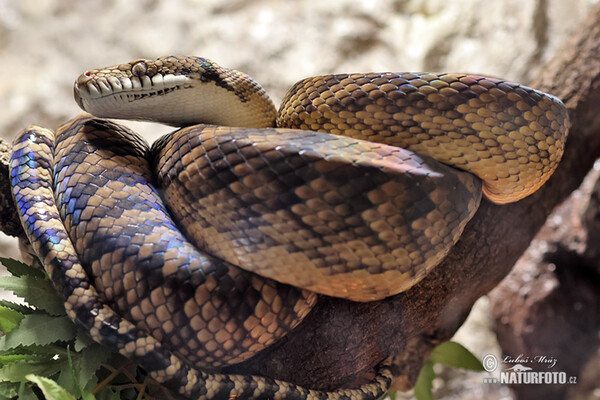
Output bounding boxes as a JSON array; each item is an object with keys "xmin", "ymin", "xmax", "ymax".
[{"xmin": 482, "ymin": 354, "xmax": 498, "ymax": 372}]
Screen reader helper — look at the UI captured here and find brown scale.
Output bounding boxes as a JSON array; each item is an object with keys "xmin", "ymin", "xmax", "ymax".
[
  {"xmin": 53, "ymin": 115, "xmax": 316, "ymax": 368},
  {"xmin": 153, "ymin": 125, "xmax": 481, "ymax": 301},
  {"xmin": 64, "ymin": 57, "xmax": 570, "ymax": 396},
  {"xmin": 276, "ymin": 72, "xmax": 569, "ymax": 204},
  {"xmin": 72, "ymin": 58, "xmax": 570, "ymax": 302}
]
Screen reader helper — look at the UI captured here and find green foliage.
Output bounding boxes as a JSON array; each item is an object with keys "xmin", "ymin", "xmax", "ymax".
[
  {"xmin": 0, "ymin": 274, "xmax": 66, "ymax": 316},
  {"xmin": 428, "ymin": 341, "xmax": 485, "ymax": 372},
  {"xmin": 0, "ymin": 300, "xmax": 35, "ymax": 315},
  {"xmin": 0, "ymin": 313, "xmax": 76, "ymax": 350},
  {"xmin": 26, "ymin": 375, "xmax": 77, "ymax": 400},
  {"xmin": 0, "ymin": 258, "xmax": 168, "ymax": 400},
  {"xmin": 413, "ymin": 361, "xmax": 435, "ymax": 400},
  {"xmin": 412, "ymin": 341, "xmax": 484, "ymax": 400},
  {"xmin": 0, "ymin": 258, "xmax": 45, "ymax": 279},
  {"xmin": 0, "ymin": 306, "xmax": 24, "ymax": 334}
]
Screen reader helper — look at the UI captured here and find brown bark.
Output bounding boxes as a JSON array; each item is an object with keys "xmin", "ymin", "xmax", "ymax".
[
  {"xmin": 490, "ymin": 226, "xmax": 600, "ymax": 400},
  {"xmin": 488, "ymin": 145, "xmax": 600, "ymax": 400},
  {"xmin": 0, "ymin": 138, "xmax": 24, "ymax": 238},
  {"xmin": 1, "ymin": 2, "xmax": 600, "ymax": 393}
]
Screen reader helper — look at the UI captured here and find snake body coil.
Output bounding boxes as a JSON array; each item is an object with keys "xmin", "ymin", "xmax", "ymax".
[{"xmin": 10, "ymin": 55, "xmax": 569, "ymax": 399}]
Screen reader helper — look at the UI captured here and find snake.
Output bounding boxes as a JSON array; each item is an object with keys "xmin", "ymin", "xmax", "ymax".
[{"xmin": 9, "ymin": 55, "xmax": 569, "ymax": 399}]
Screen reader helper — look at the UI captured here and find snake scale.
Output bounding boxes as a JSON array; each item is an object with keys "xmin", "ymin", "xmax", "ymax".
[{"xmin": 9, "ymin": 56, "xmax": 568, "ymax": 399}]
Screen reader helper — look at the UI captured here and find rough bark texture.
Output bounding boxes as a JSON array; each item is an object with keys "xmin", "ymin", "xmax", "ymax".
[
  {"xmin": 0, "ymin": 3, "xmax": 599, "ymax": 394},
  {"xmin": 0, "ymin": 138, "xmax": 23, "ymax": 238},
  {"xmin": 489, "ymin": 146, "xmax": 600, "ymax": 400},
  {"xmin": 491, "ymin": 244, "xmax": 600, "ymax": 400}
]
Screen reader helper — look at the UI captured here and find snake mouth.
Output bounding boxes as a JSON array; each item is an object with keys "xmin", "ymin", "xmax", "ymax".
[
  {"xmin": 72, "ymin": 56, "xmax": 278, "ymax": 128},
  {"xmin": 74, "ymin": 73, "xmax": 190, "ymax": 106},
  {"xmin": 73, "ymin": 72, "xmax": 199, "ymax": 125}
]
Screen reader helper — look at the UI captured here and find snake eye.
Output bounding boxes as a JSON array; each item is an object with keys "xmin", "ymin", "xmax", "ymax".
[{"xmin": 131, "ymin": 61, "xmax": 148, "ymax": 77}]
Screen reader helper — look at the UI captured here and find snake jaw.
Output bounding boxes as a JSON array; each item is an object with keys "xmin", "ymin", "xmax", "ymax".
[
  {"xmin": 74, "ymin": 73, "xmax": 195, "ymax": 126},
  {"xmin": 73, "ymin": 56, "xmax": 278, "ymax": 128},
  {"xmin": 73, "ymin": 83, "xmax": 85, "ymax": 110}
]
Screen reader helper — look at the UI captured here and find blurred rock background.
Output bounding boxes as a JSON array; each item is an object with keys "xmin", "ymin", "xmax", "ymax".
[{"xmin": 0, "ymin": 0, "xmax": 597, "ymax": 399}]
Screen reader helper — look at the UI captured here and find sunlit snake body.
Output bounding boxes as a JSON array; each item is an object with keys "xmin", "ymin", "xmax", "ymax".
[{"xmin": 10, "ymin": 56, "xmax": 568, "ymax": 399}]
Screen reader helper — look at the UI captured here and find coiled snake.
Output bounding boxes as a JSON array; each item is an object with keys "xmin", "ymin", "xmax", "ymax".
[{"xmin": 9, "ymin": 56, "xmax": 568, "ymax": 399}]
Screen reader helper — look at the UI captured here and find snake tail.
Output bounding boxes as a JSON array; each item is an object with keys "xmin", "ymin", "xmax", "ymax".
[{"xmin": 9, "ymin": 116, "xmax": 391, "ymax": 400}]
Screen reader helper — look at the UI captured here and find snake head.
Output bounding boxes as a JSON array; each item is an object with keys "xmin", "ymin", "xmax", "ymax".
[{"xmin": 73, "ymin": 56, "xmax": 277, "ymax": 128}]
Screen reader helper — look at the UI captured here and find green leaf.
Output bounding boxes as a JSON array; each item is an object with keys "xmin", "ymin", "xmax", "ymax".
[
  {"xmin": 0, "ymin": 300, "xmax": 35, "ymax": 315},
  {"xmin": 429, "ymin": 341, "xmax": 485, "ymax": 371},
  {"xmin": 0, "ymin": 306, "xmax": 24, "ymax": 334},
  {"xmin": 95, "ymin": 387, "xmax": 121, "ymax": 400},
  {"xmin": 17, "ymin": 381, "xmax": 39, "ymax": 400},
  {"xmin": 74, "ymin": 328, "xmax": 96, "ymax": 352},
  {"xmin": 57, "ymin": 343, "xmax": 106, "ymax": 399},
  {"xmin": 0, "ymin": 257, "xmax": 45, "ymax": 279},
  {"xmin": 0, "ymin": 381, "xmax": 18, "ymax": 398},
  {"xmin": 0, "ymin": 343, "xmax": 69, "ymax": 358},
  {"xmin": 0, "ymin": 275, "xmax": 66, "ymax": 316},
  {"xmin": 26, "ymin": 374, "xmax": 77, "ymax": 400},
  {"xmin": 382, "ymin": 390, "xmax": 397, "ymax": 399},
  {"xmin": 79, "ymin": 344, "xmax": 110, "ymax": 393},
  {"xmin": 57, "ymin": 347, "xmax": 79, "ymax": 398},
  {"xmin": 414, "ymin": 360, "xmax": 435, "ymax": 400},
  {"xmin": 0, "ymin": 357, "xmax": 64, "ymax": 382},
  {"xmin": 0, "ymin": 313, "xmax": 76, "ymax": 350},
  {"xmin": 0, "ymin": 352, "xmax": 48, "ymax": 364},
  {"xmin": 82, "ymin": 391, "xmax": 97, "ymax": 400}
]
